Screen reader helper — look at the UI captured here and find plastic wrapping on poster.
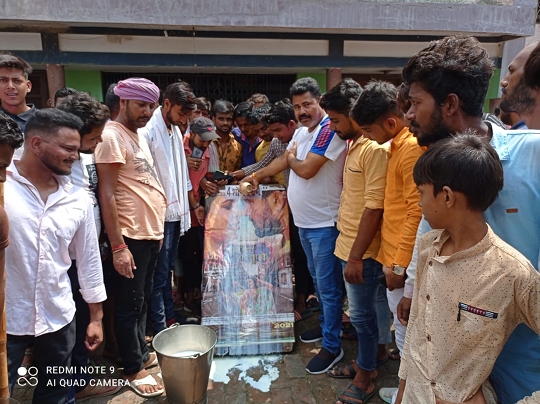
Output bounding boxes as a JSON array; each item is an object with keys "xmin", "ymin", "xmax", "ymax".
[{"xmin": 201, "ymin": 185, "xmax": 295, "ymax": 355}]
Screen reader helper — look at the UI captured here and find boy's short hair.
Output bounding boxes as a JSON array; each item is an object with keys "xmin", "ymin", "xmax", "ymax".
[
  {"xmin": 0, "ymin": 53, "xmax": 32, "ymax": 78},
  {"xmin": 265, "ymin": 99, "xmax": 296, "ymax": 125},
  {"xmin": 248, "ymin": 93, "xmax": 269, "ymax": 105},
  {"xmin": 211, "ymin": 100, "xmax": 234, "ymax": 117},
  {"xmin": 351, "ymin": 80, "xmax": 401, "ymax": 126},
  {"xmin": 233, "ymin": 101, "xmax": 253, "ymax": 120},
  {"xmin": 163, "ymin": 81, "xmax": 197, "ymax": 111},
  {"xmin": 250, "ymin": 103, "xmax": 273, "ymax": 125},
  {"xmin": 319, "ymin": 78, "xmax": 362, "ymax": 116},
  {"xmin": 413, "ymin": 130, "xmax": 503, "ymax": 212},
  {"xmin": 56, "ymin": 93, "xmax": 110, "ymax": 136},
  {"xmin": 195, "ymin": 97, "xmax": 211, "ymax": 112},
  {"xmin": 0, "ymin": 112, "xmax": 24, "ymax": 149}
]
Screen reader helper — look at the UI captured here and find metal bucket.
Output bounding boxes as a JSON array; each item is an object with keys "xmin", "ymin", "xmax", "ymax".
[{"xmin": 153, "ymin": 324, "xmax": 217, "ymax": 404}]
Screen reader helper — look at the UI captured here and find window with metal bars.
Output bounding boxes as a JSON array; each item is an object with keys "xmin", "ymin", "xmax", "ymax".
[{"xmin": 102, "ymin": 72, "xmax": 297, "ymax": 105}]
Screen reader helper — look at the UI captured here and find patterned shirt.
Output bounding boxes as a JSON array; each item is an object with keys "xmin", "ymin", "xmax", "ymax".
[
  {"xmin": 399, "ymin": 226, "xmax": 540, "ymax": 403},
  {"xmin": 242, "ymin": 137, "xmax": 289, "ymax": 185},
  {"xmin": 212, "ymin": 133, "xmax": 242, "ymax": 173}
]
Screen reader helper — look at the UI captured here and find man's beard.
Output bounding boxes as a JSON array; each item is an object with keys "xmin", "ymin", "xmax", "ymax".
[
  {"xmin": 411, "ymin": 107, "xmax": 453, "ymax": 147},
  {"xmin": 500, "ymin": 77, "xmax": 535, "ymax": 115}
]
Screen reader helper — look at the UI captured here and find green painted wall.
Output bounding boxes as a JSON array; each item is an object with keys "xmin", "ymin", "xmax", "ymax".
[
  {"xmin": 65, "ymin": 70, "xmax": 103, "ymax": 102},
  {"xmin": 296, "ymin": 72, "xmax": 326, "ymax": 93},
  {"xmin": 484, "ymin": 68, "xmax": 501, "ymax": 112}
]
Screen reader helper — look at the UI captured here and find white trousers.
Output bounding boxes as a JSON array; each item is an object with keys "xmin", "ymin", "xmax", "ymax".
[{"xmin": 386, "ymin": 287, "xmax": 406, "ymax": 352}]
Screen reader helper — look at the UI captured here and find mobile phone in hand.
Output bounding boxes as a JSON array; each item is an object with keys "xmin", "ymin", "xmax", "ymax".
[{"xmin": 191, "ymin": 147, "xmax": 204, "ymax": 159}]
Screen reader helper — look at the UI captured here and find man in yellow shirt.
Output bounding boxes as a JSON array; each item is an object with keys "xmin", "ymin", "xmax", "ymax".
[
  {"xmin": 351, "ymin": 80, "xmax": 423, "ymax": 385},
  {"xmin": 322, "ymin": 79, "xmax": 391, "ymax": 403}
]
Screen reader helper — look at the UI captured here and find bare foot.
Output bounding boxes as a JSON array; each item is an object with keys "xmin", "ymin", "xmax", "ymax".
[
  {"xmin": 125, "ymin": 369, "xmax": 163, "ymax": 395},
  {"xmin": 143, "ymin": 352, "xmax": 158, "ymax": 369}
]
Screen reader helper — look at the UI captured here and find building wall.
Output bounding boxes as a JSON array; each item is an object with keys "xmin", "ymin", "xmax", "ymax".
[{"xmin": 65, "ymin": 70, "xmax": 103, "ymax": 101}]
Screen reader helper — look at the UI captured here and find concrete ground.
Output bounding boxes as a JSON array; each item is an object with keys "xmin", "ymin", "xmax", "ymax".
[{"xmin": 12, "ymin": 314, "xmax": 399, "ymax": 403}]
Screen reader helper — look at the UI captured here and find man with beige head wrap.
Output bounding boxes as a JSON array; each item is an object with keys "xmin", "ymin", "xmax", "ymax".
[{"xmin": 95, "ymin": 78, "xmax": 166, "ymax": 398}]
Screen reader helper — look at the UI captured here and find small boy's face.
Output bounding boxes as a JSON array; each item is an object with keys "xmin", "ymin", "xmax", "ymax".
[{"xmin": 417, "ymin": 183, "xmax": 447, "ymax": 229}]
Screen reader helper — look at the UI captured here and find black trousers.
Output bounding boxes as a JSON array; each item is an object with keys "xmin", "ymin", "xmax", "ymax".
[
  {"xmin": 289, "ymin": 213, "xmax": 315, "ymax": 296},
  {"xmin": 106, "ymin": 237, "xmax": 160, "ymax": 375}
]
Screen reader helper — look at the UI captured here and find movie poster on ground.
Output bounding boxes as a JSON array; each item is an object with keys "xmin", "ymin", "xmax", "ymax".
[{"xmin": 201, "ymin": 185, "xmax": 294, "ymax": 355}]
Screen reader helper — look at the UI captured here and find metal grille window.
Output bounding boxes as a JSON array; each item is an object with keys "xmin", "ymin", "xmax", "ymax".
[{"xmin": 102, "ymin": 73, "xmax": 297, "ymax": 105}]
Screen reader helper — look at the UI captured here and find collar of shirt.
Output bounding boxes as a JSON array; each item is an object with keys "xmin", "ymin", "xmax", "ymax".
[
  {"xmin": 430, "ymin": 225, "xmax": 493, "ymax": 264},
  {"xmin": 488, "ymin": 122, "xmax": 510, "ymax": 161},
  {"xmin": 348, "ymin": 135, "xmax": 369, "ymax": 153},
  {"xmin": 8, "ymin": 159, "xmax": 73, "ymax": 195},
  {"xmin": 390, "ymin": 126, "xmax": 413, "ymax": 152}
]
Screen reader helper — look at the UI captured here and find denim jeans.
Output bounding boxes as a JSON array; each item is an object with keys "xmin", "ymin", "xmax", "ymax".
[
  {"xmin": 150, "ymin": 221, "xmax": 180, "ymax": 334},
  {"xmin": 299, "ymin": 225, "xmax": 342, "ymax": 354},
  {"xmin": 8, "ymin": 319, "xmax": 75, "ymax": 404},
  {"xmin": 113, "ymin": 237, "xmax": 160, "ymax": 375},
  {"xmin": 340, "ymin": 258, "xmax": 391, "ymax": 371}
]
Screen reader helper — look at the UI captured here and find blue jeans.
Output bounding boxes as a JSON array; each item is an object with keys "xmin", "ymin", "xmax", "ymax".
[
  {"xmin": 8, "ymin": 319, "xmax": 75, "ymax": 404},
  {"xmin": 299, "ymin": 225, "xmax": 343, "ymax": 354},
  {"xmin": 150, "ymin": 221, "xmax": 180, "ymax": 334},
  {"xmin": 340, "ymin": 258, "xmax": 391, "ymax": 371}
]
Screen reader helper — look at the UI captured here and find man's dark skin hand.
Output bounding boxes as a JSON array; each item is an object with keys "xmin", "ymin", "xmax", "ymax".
[{"xmin": 397, "ymin": 296, "xmax": 412, "ymax": 326}]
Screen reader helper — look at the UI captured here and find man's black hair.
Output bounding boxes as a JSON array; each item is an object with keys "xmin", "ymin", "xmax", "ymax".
[
  {"xmin": 290, "ymin": 77, "xmax": 321, "ymax": 99},
  {"xmin": 54, "ymin": 87, "xmax": 79, "ymax": 104},
  {"xmin": 163, "ymin": 81, "xmax": 197, "ymax": 110},
  {"xmin": 524, "ymin": 41, "xmax": 540, "ymax": 89},
  {"xmin": 248, "ymin": 93, "xmax": 270, "ymax": 105},
  {"xmin": 25, "ymin": 109, "xmax": 83, "ymax": 140},
  {"xmin": 320, "ymin": 78, "xmax": 362, "ymax": 115},
  {"xmin": 56, "ymin": 93, "xmax": 110, "ymax": 136},
  {"xmin": 0, "ymin": 53, "xmax": 32, "ymax": 78},
  {"xmin": 211, "ymin": 100, "xmax": 234, "ymax": 117},
  {"xmin": 234, "ymin": 101, "xmax": 253, "ymax": 120},
  {"xmin": 0, "ymin": 112, "xmax": 23, "ymax": 149},
  {"xmin": 105, "ymin": 83, "xmax": 120, "ymax": 113},
  {"xmin": 402, "ymin": 36, "xmax": 493, "ymax": 117},
  {"xmin": 265, "ymin": 99, "xmax": 296, "ymax": 125},
  {"xmin": 351, "ymin": 80, "xmax": 401, "ymax": 126},
  {"xmin": 196, "ymin": 97, "xmax": 211, "ymax": 112},
  {"xmin": 413, "ymin": 130, "xmax": 503, "ymax": 212},
  {"xmin": 250, "ymin": 103, "xmax": 273, "ymax": 125}
]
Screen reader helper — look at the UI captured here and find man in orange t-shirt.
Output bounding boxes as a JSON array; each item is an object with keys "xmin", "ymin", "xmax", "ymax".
[{"xmin": 95, "ymin": 78, "xmax": 166, "ymax": 398}]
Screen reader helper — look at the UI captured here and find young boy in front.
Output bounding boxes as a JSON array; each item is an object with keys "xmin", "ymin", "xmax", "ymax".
[{"xmin": 395, "ymin": 132, "xmax": 540, "ymax": 404}]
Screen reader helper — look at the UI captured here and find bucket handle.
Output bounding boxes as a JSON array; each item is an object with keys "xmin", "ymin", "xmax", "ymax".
[{"xmin": 168, "ymin": 323, "xmax": 180, "ymax": 329}]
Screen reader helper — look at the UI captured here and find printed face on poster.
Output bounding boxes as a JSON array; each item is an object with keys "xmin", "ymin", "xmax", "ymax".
[{"xmin": 201, "ymin": 185, "xmax": 295, "ymax": 354}]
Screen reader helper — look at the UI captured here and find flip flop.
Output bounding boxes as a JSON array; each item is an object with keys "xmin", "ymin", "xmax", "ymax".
[
  {"xmin": 337, "ymin": 383, "xmax": 375, "ymax": 404},
  {"xmin": 294, "ymin": 308, "xmax": 314, "ymax": 322},
  {"xmin": 328, "ymin": 357, "xmax": 389, "ymax": 379},
  {"xmin": 306, "ymin": 295, "xmax": 320, "ymax": 311},
  {"xmin": 389, "ymin": 348, "xmax": 400, "ymax": 360},
  {"xmin": 127, "ymin": 374, "xmax": 164, "ymax": 398},
  {"xmin": 328, "ymin": 362, "xmax": 357, "ymax": 379}
]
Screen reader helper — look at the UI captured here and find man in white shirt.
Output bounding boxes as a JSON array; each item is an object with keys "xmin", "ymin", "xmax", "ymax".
[
  {"xmin": 241, "ymin": 78, "xmax": 347, "ymax": 374},
  {"xmin": 5, "ymin": 109, "xmax": 106, "ymax": 404},
  {"xmin": 56, "ymin": 93, "xmax": 119, "ymax": 401},
  {"xmin": 139, "ymin": 81, "xmax": 198, "ymax": 335}
]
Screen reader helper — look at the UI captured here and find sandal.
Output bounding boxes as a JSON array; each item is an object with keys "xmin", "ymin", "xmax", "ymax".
[
  {"xmin": 328, "ymin": 361, "xmax": 357, "ymax": 379},
  {"xmin": 127, "ymin": 374, "xmax": 164, "ymax": 398},
  {"xmin": 389, "ymin": 348, "xmax": 400, "ymax": 360},
  {"xmin": 337, "ymin": 383, "xmax": 375, "ymax": 404},
  {"xmin": 306, "ymin": 295, "xmax": 319, "ymax": 311}
]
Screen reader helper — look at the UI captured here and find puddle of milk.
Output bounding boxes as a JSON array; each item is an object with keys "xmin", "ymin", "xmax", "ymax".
[
  {"xmin": 169, "ymin": 350, "xmax": 203, "ymax": 358},
  {"xmin": 209, "ymin": 355, "xmax": 280, "ymax": 393}
]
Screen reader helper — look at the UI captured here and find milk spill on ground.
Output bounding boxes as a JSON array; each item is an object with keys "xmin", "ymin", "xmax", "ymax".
[{"xmin": 209, "ymin": 355, "xmax": 281, "ymax": 392}]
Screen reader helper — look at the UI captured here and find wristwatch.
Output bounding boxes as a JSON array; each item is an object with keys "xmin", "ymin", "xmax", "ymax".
[{"xmin": 392, "ymin": 264, "xmax": 406, "ymax": 276}]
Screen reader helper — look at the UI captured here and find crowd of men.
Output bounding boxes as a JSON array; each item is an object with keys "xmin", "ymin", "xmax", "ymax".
[{"xmin": 0, "ymin": 35, "xmax": 540, "ymax": 404}]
